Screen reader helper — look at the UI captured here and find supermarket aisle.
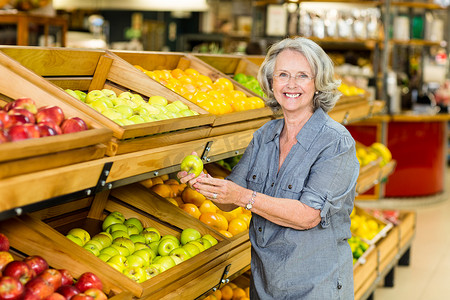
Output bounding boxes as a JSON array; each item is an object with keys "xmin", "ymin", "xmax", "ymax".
[{"xmin": 356, "ymin": 167, "xmax": 450, "ymax": 300}]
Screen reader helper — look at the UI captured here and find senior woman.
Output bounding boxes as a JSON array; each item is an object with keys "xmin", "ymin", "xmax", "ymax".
[{"xmin": 178, "ymin": 37, "xmax": 360, "ymax": 299}]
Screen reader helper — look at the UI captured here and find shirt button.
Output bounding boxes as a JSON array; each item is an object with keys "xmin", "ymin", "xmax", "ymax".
[
  {"xmin": 337, "ymin": 283, "xmax": 342, "ymax": 289},
  {"xmin": 258, "ymin": 227, "xmax": 262, "ymax": 232},
  {"xmin": 288, "ymin": 184, "xmax": 292, "ymax": 189},
  {"xmin": 271, "ymin": 182, "xmax": 274, "ymax": 187},
  {"xmin": 252, "ymin": 175, "xmax": 256, "ymax": 179}
]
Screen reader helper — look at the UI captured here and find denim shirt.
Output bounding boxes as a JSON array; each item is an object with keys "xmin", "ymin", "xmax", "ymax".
[{"xmin": 227, "ymin": 108, "xmax": 360, "ymax": 299}]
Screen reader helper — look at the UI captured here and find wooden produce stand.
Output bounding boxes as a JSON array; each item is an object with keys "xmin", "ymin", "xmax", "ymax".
[{"xmin": 0, "ymin": 47, "xmax": 408, "ymax": 300}]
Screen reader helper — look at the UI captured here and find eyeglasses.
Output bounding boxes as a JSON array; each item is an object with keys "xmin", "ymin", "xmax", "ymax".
[{"xmin": 272, "ymin": 71, "xmax": 314, "ymax": 84}]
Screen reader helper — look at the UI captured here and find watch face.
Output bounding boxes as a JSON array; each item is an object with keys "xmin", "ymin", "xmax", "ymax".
[{"xmin": 246, "ymin": 203, "xmax": 252, "ymax": 210}]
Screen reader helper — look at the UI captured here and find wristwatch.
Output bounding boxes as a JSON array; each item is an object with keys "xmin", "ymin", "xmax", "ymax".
[{"xmin": 245, "ymin": 191, "xmax": 257, "ymax": 210}]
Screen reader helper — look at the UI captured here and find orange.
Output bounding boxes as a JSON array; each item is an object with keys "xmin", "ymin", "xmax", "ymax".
[
  {"xmin": 221, "ymin": 210, "xmax": 237, "ymax": 223},
  {"xmin": 239, "ymin": 298, "xmax": 250, "ymax": 300},
  {"xmin": 150, "ymin": 184, "xmax": 173, "ymax": 198},
  {"xmin": 212, "ymin": 289, "xmax": 222, "ymax": 300},
  {"xmin": 152, "ymin": 176, "xmax": 164, "ymax": 185},
  {"xmin": 232, "ymin": 287, "xmax": 246, "ymax": 300},
  {"xmin": 166, "ymin": 198, "xmax": 179, "ymax": 207},
  {"xmin": 173, "ymin": 196, "xmax": 184, "ymax": 206},
  {"xmin": 164, "ymin": 179, "xmax": 179, "ymax": 185},
  {"xmin": 181, "ymin": 187, "xmax": 206, "ymax": 207},
  {"xmin": 144, "ymin": 70, "xmax": 157, "ymax": 80},
  {"xmin": 219, "ymin": 230, "xmax": 233, "ymax": 238},
  {"xmin": 139, "ymin": 178, "xmax": 153, "ymax": 188},
  {"xmin": 180, "ymin": 203, "xmax": 201, "ymax": 219},
  {"xmin": 245, "ymin": 287, "xmax": 250, "ymax": 297},
  {"xmin": 213, "ymin": 78, "xmax": 234, "ymax": 91},
  {"xmin": 169, "ymin": 184, "xmax": 184, "ymax": 197},
  {"xmin": 220, "ymin": 285, "xmax": 234, "ymax": 300},
  {"xmin": 237, "ymin": 214, "xmax": 251, "ymax": 227},
  {"xmin": 199, "ymin": 200, "xmax": 217, "ymax": 214},
  {"xmin": 227, "ymin": 218, "xmax": 248, "ymax": 236},
  {"xmin": 197, "ymin": 83, "xmax": 213, "ymax": 92},
  {"xmin": 200, "ymin": 212, "xmax": 229, "ymax": 231},
  {"xmin": 160, "ymin": 174, "xmax": 169, "ymax": 181},
  {"xmin": 171, "ymin": 68, "xmax": 185, "ymax": 79},
  {"xmin": 198, "ymin": 74, "xmax": 213, "ymax": 85},
  {"xmin": 185, "ymin": 68, "xmax": 200, "ymax": 78}
]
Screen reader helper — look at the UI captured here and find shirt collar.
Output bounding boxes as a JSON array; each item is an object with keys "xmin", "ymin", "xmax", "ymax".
[{"xmin": 264, "ymin": 108, "xmax": 328, "ymax": 151}]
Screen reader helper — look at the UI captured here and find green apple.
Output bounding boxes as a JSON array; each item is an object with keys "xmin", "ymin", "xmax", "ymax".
[
  {"xmin": 115, "ymin": 118, "xmax": 135, "ymax": 126},
  {"xmin": 180, "ymin": 228, "xmax": 201, "ymax": 245},
  {"xmin": 134, "ymin": 248, "xmax": 156, "ymax": 266},
  {"xmin": 182, "ymin": 242, "xmax": 201, "ymax": 257},
  {"xmin": 179, "ymin": 109, "xmax": 196, "ymax": 117},
  {"xmin": 126, "ymin": 254, "xmax": 145, "ymax": 268},
  {"xmin": 102, "ymin": 213, "xmax": 125, "ymax": 231},
  {"xmin": 128, "ymin": 115, "xmax": 145, "ymax": 124},
  {"xmin": 198, "ymin": 238, "xmax": 212, "ymax": 250},
  {"xmin": 90, "ymin": 99, "xmax": 109, "ymax": 113},
  {"xmin": 107, "ymin": 261, "xmax": 125, "ymax": 273},
  {"xmin": 118, "ymin": 91, "xmax": 133, "ymax": 101},
  {"xmin": 100, "ymin": 246, "xmax": 120, "ymax": 257},
  {"xmin": 201, "ymin": 234, "xmax": 218, "ymax": 247},
  {"xmin": 110, "ymin": 244, "xmax": 131, "ymax": 257},
  {"xmin": 102, "ymin": 108, "xmax": 123, "ymax": 120},
  {"xmin": 180, "ymin": 155, "xmax": 204, "ymax": 177},
  {"xmin": 107, "ymin": 255, "xmax": 127, "ymax": 272},
  {"xmin": 74, "ymin": 90, "xmax": 87, "ymax": 102},
  {"xmin": 149, "ymin": 95, "xmax": 168, "ymax": 106},
  {"xmin": 111, "ymin": 230, "xmax": 130, "ymax": 240},
  {"xmin": 170, "ymin": 255, "xmax": 183, "ymax": 265},
  {"xmin": 106, "ymin": 223, "xmax": 128, "ymax": 234},
  {"xmin": 156, "ymin": 256, "xmax": 176, "ymax": 272},
  {"xmin": 129, "ymin": 234, "xmax": 146, "ymax": 244},
  {"xmin": 66, "ymin": 234, "xmax": 84, "ymax": 247},
  {"xmin": 142, "ymin": 231, "xmax": 161, "ymax": 245},
  {"xmin": 85, "ymin": 90, "xmax": 106, "ymax": 104},
  {"xmin": 84, "ymin": 239, "xmax": 103, "ymax": 251},
  {"xmin": 188, "ymin": 240, "xmax": 205, "ymax": 252},
  {"xmin": 124, "ymin": 218, "xmax": 144, "ymax": 233},
  {"xmin": 123, "ymin": 266, "xmax": 146, "ymax": 283},
  {"xmin": 83, "ymin": 244, "xmax": 100, "ymax": 256},
  {"xmin": 165, "ymin": 103, "xmax": 181, "ymax": 113},
  {"xmin": 91, "ymin": 232, "xmax": 113, "ymax": 248},
  {"xmin": 148, "ymin": 241, "xmax": 159, "ymax": 254},
  {"xmin": 101, "ymin": 89, "xmax": 117, "ymax": 99},
  {"xmin": 144, "ymin": 265, "xmax": 160, "ymax": 280},
  {"xmin": 114, "ymin": 105, "xmax": 134, "ymax": 118},
  {"xmin": 152, "ymin": 113, "xmax": 170, "ymax": 121},
  {"xmin": 113, "ymin": 237, "xmax": 135, "ymax": 254},
  {"xmin": 169, "ymin": 247, "xmax": 191, "ymax": 262},
  {"xmin": 160, "ymin": 235, "xmax": 180, "ymax": 245},
  {"xmin": 126, "ymin": 224, "xmax": 140, "ymax": 236},
  {"xmin": 131, "ymin": 94, "xmax": 146, "ymax": 106},
  {"xmin": 67, "ymin": 228, "xmax": 90, "ymax": 245},
  {"xmin": 98, "ymin": 253, "xmax": 111, "ymax": 262},
  {"xmin": 111, "ymin": 97, "xmax": 128, "ymax": 106},
  {"xmin": 158, "ymin": 236, "xmax": 180, "ymax": 256},
  {"xmin": 65, "ymin": 89, "xmax": 80, "ymax": 100},
  {"xmin": 134, "ymin": 242, "xmax": 150, "ymax": 251},
  {"xmin": 172, "ymin": 100, "xmax": 189, "ymax": 111}
]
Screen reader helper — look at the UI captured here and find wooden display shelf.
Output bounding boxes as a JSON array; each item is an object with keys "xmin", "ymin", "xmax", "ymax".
[
  {"xmin": 353, "ymin": 245, "xmax": 377, "ymax": 300},
  {"xmin": 0, "ymin": 50, "xmax": 112, "ymax": 179},
  {"xmin": 110, "ymin": 50, "xmax": 274, "ymax": 128},
  {"xmin": 0, "ymin": 46, "xmax": 215, "ymax": 156}
]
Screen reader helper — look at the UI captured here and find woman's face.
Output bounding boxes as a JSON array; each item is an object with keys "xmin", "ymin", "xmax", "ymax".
[{"xmin": 272, "ymin": 49, "xmax": 315, "ymax": 115}]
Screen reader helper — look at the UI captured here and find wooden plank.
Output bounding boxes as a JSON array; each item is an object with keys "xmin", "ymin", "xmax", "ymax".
[
  {"xmin": 89, "ymin": 55, "xmax": 113, "ymax": 91},
  {"xmin": 87, "ymin": 190, "xmax": 111, "ymax": 220},
  {"xmin": 353, "ymin": 245, "xmax": 377, "ymax": 294},
  {"xmin": 208, "ymin": 117, "xmax": 270, "ymax": 137},
  {"xmin": 30, "ymin": 197, "xmax": 92, "ymax": 221}
]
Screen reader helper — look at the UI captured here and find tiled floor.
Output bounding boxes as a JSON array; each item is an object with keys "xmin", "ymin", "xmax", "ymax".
[{"xmin": 356, "ymin": 167, "xmax": 450, "ymax": 300}]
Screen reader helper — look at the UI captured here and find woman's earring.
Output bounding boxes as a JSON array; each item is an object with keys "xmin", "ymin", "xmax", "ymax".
[{"xmin": 315, "ymin": 91, "xmax": 319, "ymax": 95}]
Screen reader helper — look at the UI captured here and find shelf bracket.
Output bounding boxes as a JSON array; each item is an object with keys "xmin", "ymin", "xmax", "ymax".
[
  {"xmin": 201, "ymin": 141, "xmax": 213, "ymax": 163},
  {"xmin": 92, "ymin": 162, "xmax": 114, "ymax": 194}
]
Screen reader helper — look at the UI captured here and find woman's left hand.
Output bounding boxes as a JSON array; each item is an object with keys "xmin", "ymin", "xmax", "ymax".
[{"xmin": 193, "ymin": 175, "xmax": 243, "ymax": 207}]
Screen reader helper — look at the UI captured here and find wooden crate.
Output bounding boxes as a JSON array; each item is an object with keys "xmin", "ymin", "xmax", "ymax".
[
  {"xmin": 376, "ymin": 224, "xmax": 399, "ymax": 274},
  {"xmin": 398, "ymin": 211, "xmax": 416, "ymax": 250},
  {"xmin": 0, "ymin": 46, "xmax": 215, "ymax": 156},
  {"xmin": 110, "ymin": 50, "xmax": 274, "ymax": 129},
  {"xmin": 353, "ymin": 205, "xmax": 393, "ymax": 246},
  {"xmin": 356, "ymin": 158, "xmax": 383, "ymax": 195},
  {"xmin": 193, "ymin": 53, "xmax": 261, "ymax": 78},
  {"xmin": 0, "ymin": 183, "xmax": 233, "ymax": 298},
  {"xmin": 353, "ymin": 245, "xmax": 377, "ymax": 300},
  {"xmin": 0, "ymin": 50, "xmax": 112, "ymax": 179}
]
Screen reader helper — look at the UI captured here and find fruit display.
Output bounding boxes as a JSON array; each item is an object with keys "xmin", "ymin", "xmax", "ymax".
[
  {"xmin": 64, "ymin": 89, "xmax": 199, "ymax": 126},
  {"xmin": 0, "ymin": 233, "xmax": 108, "ymax": 300},
  {"xmin": 204, "ymin": 279, "xmax": 250, "ymax": 300},
  {"xmin": 348, "ymin": 236, "xmax": 369, "ymax": 264},
  {"xmin": 232, "ymin": 73, "xmax": 265, "ymax": 98},
  {"xmin": 356, "ymin": 142, "xmax": 392, "ymax": 167},
  {"xmin": 134, "ymin": 66, "xmax": 265, "ymax": 115},
  {"xmin": 350, "ymin": 208, "xmax": 385, "ymax": 241},
  {"xmin": 338, "ymin": 82, "xmax": 366, "ymax": 97},
  {"xmin": 142, "ymin": 175, "xmax": 251, "ymax": 238},
  {"xmin": 0, "ymin": 97, "xmax": 88, "ymax": 143},
  {"xmin": 64, "ymin": 211, "xmax": 217, "ymax": 283}
]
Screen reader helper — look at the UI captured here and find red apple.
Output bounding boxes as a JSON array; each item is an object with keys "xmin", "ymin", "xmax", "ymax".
[
  {"xmin": 8, "ymin": 114, "xmax": 30, "ymax": 126},
  {"xmin": 56, "ymin": 285, "xmax": 79, "ymax": 300},
  {"xmin": 58, "ymin": 270, "xmax": 73, "ymax": 286},
  {"xmin": 38, "ymin": 121, "xmax": 62, "ymax": 135},
  {"xmin": 39, "ymin": 269, "xmax": 62, "ymax": 291},
  {"xmin": 35, "ymin": 106, "xmax": 65, "ymax": 126},
  {"xmin": 60, "ymin": 117, "xmax": 88, "ymax": 134},
  {"xmin": 70, "ymin": 294, "xmax": 93, "ymax": 300},
  {"xmin": 37, "ymin": 124, "xmax": 58, "ymax": 137},
  {"xmin": 24, "ymin": 276, "xmax": 54, "ymax": 300},
  {"xmin": 2, "ymin": 102, "xmax": 13, "ymax": 112},
  {"xmin": 0, "ymin": 131, "xmax": 9, "ymax": 144},
  {"xmin": 83, "ymin": 289, "xmax": 106, "ymax": 300},
  {"xmin": 24, "ymin": 256, "xmax": 49, "ymax": 277},
  {"xmin": 0, "ymin": 252, "xmax": 14, "ymax": 272},
  {"xmin": 8, "ymin": 108, "xmax": 36, "ymax": 124},
  {"xmin": 21, "ymin": 288, "xmax": 41, "ymax": 300},
  {"xmin": 44, "ymin": 292, "xmax": 66, "ymax": 300},
  {"xmin": 74, "ymin": 273, "xmax": 102, "ymax": 293},
  {"xmin": 7, "ymin": 124, "xmax": 34, "ymax": 141},
  {"xmin": 0, "ymin": 234, "xmax": 10, "ymax": 252},
  {"xmin": 0, "ymin": 276, "xmax": 24, "ymax": 300},
  {"xmin": 0, "ymin": 112, "xmax": 12, "ymax": 129},
  {"xmin": 3, "ymin": 261, "xmax": 36, "ymax": 285},
  {"xmin": 6, "ymin": 98, "xmax": 37, "ymax": 114},
  {"xmin": 23, "ymin": 124, "xmax": 40, "ymax": 139}
]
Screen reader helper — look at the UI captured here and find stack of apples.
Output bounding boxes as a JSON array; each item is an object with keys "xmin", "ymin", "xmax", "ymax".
[
  {"xmin": 134, "ymin": 66, "xmax": 265, "ymax": 114},
  {"xmin": 0, "ymin": 233, "xmax": 107, "ymax": 300},
  {"xmin": 0, "ymin": 97, "xmax": 88, "ymax": 144},
  {"xmin": 65, "ymin": 88, "xmax": 199, "ymax": 126},
  {"xmin": 65, "ymin": 212, "xmax": 218, "ymax": 283}
]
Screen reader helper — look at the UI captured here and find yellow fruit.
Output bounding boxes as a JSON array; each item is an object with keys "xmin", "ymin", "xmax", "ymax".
[
  {"xmin": 182, "ymin": 187, "xmax": 206, "ymax": 207},
  {"xmin": 227, "ymin": 218, "xmax": 248, "ymax": 236},
  {"xmin": 150, "ymin": 184, "xmax": 173, "ymax": 198},
  {"xmin": 180, "ymin": 203, "xmax": 201, "ymax": 219},
  {"xmin": 221, "ymin": 285, "xmax": 234, "ymax": 300},
  {"xmin": 139, "ymin": 178, "xmax": 153, "ymax": 188},
  {"xmin": 370, "ymin": 142, "xmax": 392, "ymax": 166},
  {"xmin": 199, "ymin": 200, "xmax": 217, "ymax": 214},
  {"xmin": 232, "ymin": 287, "xmax": 246, "ymax": 300}
]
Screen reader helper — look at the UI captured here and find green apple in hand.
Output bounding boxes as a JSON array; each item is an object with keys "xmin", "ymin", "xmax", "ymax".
[
  {"xmin": 180, "ymin": 228, "xmax": 202, "ymax": 245},
  {"xmin": 180, "ymin": 155, "xmax": 203, "ymax": 177}
]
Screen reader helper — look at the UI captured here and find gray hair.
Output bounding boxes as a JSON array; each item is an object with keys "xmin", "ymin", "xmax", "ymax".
[{"xmin": 258, "ymin": 37, "xmax": 341, "ymax": 113}]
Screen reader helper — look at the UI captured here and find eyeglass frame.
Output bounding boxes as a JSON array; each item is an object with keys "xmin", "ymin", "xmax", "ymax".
[{"xmin": 272, "ymin": 71, "xmax": 315, "ymax": 84}]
